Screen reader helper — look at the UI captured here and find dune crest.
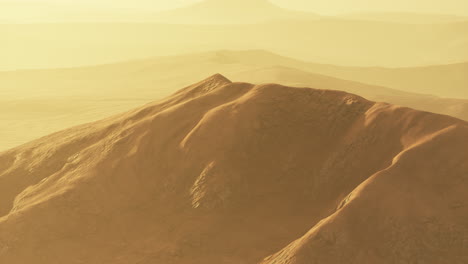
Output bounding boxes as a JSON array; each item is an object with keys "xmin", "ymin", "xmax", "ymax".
[
  {"xmin": 0, "ymin": 75, "xmax": 467, "ymax": 263},
  {"xmin": 2, "ymin": 49, "xmax": 467, "ymax": 151}
]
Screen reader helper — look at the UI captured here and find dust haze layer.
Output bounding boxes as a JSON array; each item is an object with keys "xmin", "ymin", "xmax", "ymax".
[
  {"xmin": 339, "ymin": 12, "xmax": 468, "ymax": 24},
  {"xmin": 2, "ymin": 18, "xmax": 468, "ymax": 70},
  {"xmin": 0, "ymin": 75, "xmax": 467, "ymax": 263},
  {"xmin": 3, "ymin": 0, "xmax": 468, "ymax": 23},
  {"xmin": 1, "ymin": 0, "xmax": 466, "ymax": 69},
  {"xmin": 1, "ymin": 50, "xmax": 467, "ymax": 151}
]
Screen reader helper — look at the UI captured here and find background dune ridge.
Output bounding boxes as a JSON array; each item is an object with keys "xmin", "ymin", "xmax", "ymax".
[{"xmin": 1, "ymin": 50, "xmax": 467, "ymax": 151}]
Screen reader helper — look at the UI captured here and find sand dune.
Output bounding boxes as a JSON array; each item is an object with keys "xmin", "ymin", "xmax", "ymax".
[
  {"xmin": 194, "ymin": 50, "xmax": 468, "ymax": 99},
  {"xmin": 231, "ymin": 66, "xmax": 468, "ymax": 121},
  {"xmin": 0, "ymin": 75, "xmax": 467, "ymax": 263},
  {"xmin": 1, "ymin": 50, "xmax": 467, "ymax": 151},
  {"xmin": 299, "ymin": 61, "xmax": 468, "ymax": 99},
  {"xmin": 4, "ymin": 49, "xmax": 466, "ymax": 98}
]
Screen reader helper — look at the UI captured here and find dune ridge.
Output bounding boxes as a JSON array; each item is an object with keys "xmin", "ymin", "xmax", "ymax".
[
  {"xmin": 1, "ymin": 50, "xmax": 467, "ymax": 151},
  {"xmin": 0, "ymin": 75, "xmax": 467, "ymax": 263}
]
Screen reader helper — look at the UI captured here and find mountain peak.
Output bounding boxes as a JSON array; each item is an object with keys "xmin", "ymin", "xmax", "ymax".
[
  {"xmin": 154, "ymin": 0, "xmax": 318, "ymax": 24},
  {"xmin": 207, "ymin": 73, "xmax": 231, "ymax": 83},
  {"xmin": 171, "ymin": 73, "xmax": 232, "ymax": 100},
  {"xmin": 196, "ymin": 73, "xmax": 232, "ymax": 89}
]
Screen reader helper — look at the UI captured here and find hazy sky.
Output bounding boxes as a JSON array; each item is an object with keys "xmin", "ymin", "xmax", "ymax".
[
  {"xmin": 1, "ymin": 0, "xmax": 468, "ymax": 16},
  {"xmin": 279, "ymin": 0, "xmax": 468, "ymax": 15}
]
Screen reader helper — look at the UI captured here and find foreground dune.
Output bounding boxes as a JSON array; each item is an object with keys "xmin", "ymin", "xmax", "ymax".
[{"xmin": 0, "ymin": 75, "xmax": 467, "ymax": 263}]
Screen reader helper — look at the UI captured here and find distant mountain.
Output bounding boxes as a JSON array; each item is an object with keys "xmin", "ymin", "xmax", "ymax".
[
  {"xmin": 2, "ymin": 19, "xmax": 467, "ymax": 70},
  {"xmin": 340, "ymin": 12, "xmax": 468, "ymax": 24},
  {"xmin": 1, "ymin": 75, "xmax": 467, "ymax": 263},
  {"xmin": 152, "ymin": 0, "xmax": 320, "ymax": 24}
]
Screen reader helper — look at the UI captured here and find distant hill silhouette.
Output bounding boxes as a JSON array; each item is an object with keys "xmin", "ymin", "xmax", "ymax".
[{"xmin": 152, "ymin": 0, "xmax": 320, "ymax": 24}]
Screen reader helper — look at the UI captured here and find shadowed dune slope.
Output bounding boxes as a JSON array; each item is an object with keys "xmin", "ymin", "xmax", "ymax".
[{"xmin": 0, "ymin": 75, "xmax": 467, "ymax": 263}]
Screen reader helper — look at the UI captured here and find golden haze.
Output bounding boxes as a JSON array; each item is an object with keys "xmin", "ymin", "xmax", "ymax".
[{"xmin": 1, "ymin": 1, "xmax": 468, "ymax": 263}]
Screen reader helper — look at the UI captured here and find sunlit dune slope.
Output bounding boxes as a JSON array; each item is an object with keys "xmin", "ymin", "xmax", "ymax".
[
  {"xmin": 0, "ymin": 75, "xmax": 467, "ymax": 263},
  {"xmin": 1, "ymin": 50, "xmax": 467, "ymax": 151}
]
